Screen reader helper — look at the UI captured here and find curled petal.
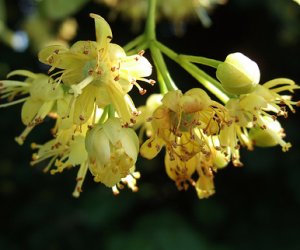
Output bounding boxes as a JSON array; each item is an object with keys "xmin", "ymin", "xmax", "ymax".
[{"xmin": 90, "ymin": 13, "xmax": 113, "ymax": 50}]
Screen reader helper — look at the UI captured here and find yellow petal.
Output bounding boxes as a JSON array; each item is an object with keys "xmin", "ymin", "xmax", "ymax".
[
  {"xmin": 73, "ymin": 85, "xmax": 95, "ymax": 125},
  {"xmin": 21, "ymin": 99, "xmax": 42, "ymax": 125},
  {"xmin": 90, "ymin": 13, "xmax": 113, "ymax": 50},
  {"xmin": 69, "ymin": 136, "xmax": 88, "ymax": 165},
  {"xmin": 140, "ymin": 136, "xmax": 164, "ymax": 159},
  {"xmin": 120, "ymin": 128, "xmax": 139, "ymax": 161}
]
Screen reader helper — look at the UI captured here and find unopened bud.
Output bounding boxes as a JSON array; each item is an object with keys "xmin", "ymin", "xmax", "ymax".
[{"xmin": 216, "ymin": 52, "xmax": 260, "ymax": 95}]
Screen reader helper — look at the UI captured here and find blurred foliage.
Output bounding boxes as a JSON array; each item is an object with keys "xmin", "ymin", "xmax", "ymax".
[{"xmin": 0, "ymin": 0, "xmax": 300, "ymax": 249}]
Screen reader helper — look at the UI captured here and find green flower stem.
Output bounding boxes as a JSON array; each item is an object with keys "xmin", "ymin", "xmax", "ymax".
[
  {"xmin": 150, "ymin": 45, "xmax": 178, "ymax": 91},
  {"xmin": 108, "ymin": 104, "xmax": 115, "ymax": 118},
  {"xmin": 153, "ymin": 40, "xmax": 231, "ymax": 103},
  {"xmin": 179, "ymin": 60, "xmax": 230, "ymax": 103},
  {"xmin": 179, "ymin": 55, "xmax": 222, "ymax": 68},
  {"xmin": 123, "ymin": 34, "xmax": 145, "ymax": 53},
  {"xmin": 98, "ymin": 105, "xmax": 109, "ymax": 124},
  {"xmin": 144, "ymin": 0, "xmax": 177, "ymax": 92},
  {"xmin": 156, "ymin": 62, "xmax": 169, "ymax": 94},
  {"xmin": 128, "ymin": 40, "xmax": 149, "ymax": 55},
  {"xmin": 145, "ymin": 0, "xmax": 157, "ymax": 40}
]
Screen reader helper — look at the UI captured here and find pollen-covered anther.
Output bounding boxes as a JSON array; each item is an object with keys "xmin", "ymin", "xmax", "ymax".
[
  {"xmin": 139, "ymin": 88, "xmax": 147, "ymax": 95},
  {"xmin": 138, "ymin": 50, "xmax": 145, "ymax": 56},
  {"xmin": 31, "ymin": 143, "xmax": 39, "ymax": 149},
  {"xmin": 132, "ymin": 110, "xmax": 141, "ymax": 116},
  {"xmin": 122, "ymin": 122, "xmax": 129, "ymax": 128},
  {"xmin": 112, "ymin": 186, "xmax": 120, "ymax": 195},
  {"xmin": 146, "ymin": 117, "xmax": 153, "ymax": 122},
  {"xmin": 47, "ymin": 56, "xmax": 54, "ymax": 64},
  {"xmin": 88, "ymin": 69, "xmax": 94, "ymax": 75},
  {"xmin": 171, "ymin": 141, "xmax": 178, "ymax": 148},
  {"xmin": 149, "ymin": 79, "xmax": 156, "ymax": 86},
  {"xmin": 96, "ymin": 69, "xmax": 102, "ymax": 75},
  {"xmin": 79, "ymin": 115, "xmax": 85, "ymax": 121},
  {"xmin": 76, "ymin": 177, "xmax": 83, "ymax": 182},
  {"xmin": 51, "ymin": 142, "xmax": 62, "ymax": 150},
  {"xmin": 31, "ymin": 153, "xmax": 38, "ymax": 161},
  {"xmin": 130, "ymin": 118, "xmax": 136, "ymax": 124}
]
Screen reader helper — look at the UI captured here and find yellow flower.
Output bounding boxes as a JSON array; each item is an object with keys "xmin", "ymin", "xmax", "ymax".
[
  {"xmin": 31, "ymin": 133, "xmax": 89, "ymax": 198},
  {"xmin": 85, "ymin": 117, "xmax": 139, "ymax": 187},
  {"xmin": 0, "ymin": 70, "xmax": 64, "ymax": 145},
  {"xmin": 253, "ymin": 78, "xmax": 300, "ymax": 116},
  {"xmin": 249, "ymin": 116, "xmax": 291, "ymax": 152},
  {"xmin": 219, "ymin": 77, "xmax": 299, "ymax": 164},
  {"xmin": 38, "ymin": 13, "xmax": 153, "ymax": 124},
  {"xmin": 134, "ymin": 93, "xmax": 163, "ymax": 138},
  {"xmin": 165, "ymin": 152, "xmax": 197, "ymax": 191},
  {"xmin": 140, "ymin": 89, "xmax": 229, "ymax": 161}
]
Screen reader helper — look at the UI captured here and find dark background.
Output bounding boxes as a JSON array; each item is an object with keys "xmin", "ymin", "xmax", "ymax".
[{"xmin": 0, "ymin": 0, "xmax": 300, "ymax": 249}]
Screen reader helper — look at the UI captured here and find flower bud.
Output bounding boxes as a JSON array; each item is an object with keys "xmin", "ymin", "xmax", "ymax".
[
  {"xmin": 216, "ymin": 52, "xmax": 260, "ymax": 95},
  {"xmin": 85, "ymin": 118, "xmax": 139, "ymax": 187}
]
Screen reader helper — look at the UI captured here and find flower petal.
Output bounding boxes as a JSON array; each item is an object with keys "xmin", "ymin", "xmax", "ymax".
[{"xmin": 90, "ymin": 13, "xmax": 113, "ymax": 50}]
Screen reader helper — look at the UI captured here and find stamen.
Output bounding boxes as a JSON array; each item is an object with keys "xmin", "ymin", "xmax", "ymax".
[{"xmin": 72, "ymin": 162, "xmax": 88, "ymax": 198}]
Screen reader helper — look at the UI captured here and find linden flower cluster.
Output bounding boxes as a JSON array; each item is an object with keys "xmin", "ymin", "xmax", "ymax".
[
  {"xmin": 0, "ymin": 12, "xmax": 298, "ymax": 199},
  {"xmin": 0, "ymin": 13, "xmax": 153, "ymax": 197},
  {"xmin": 137, "ymin": 52, "xmax": 299, "ymax": 198}
]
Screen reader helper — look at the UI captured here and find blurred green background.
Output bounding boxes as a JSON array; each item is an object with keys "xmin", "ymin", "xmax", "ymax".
[{"xmin": 0, "ymin": 0, "xmax": 300, "ymax": 249}]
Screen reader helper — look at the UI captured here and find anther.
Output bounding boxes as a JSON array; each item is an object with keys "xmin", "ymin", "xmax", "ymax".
[
  {"xmin": 139, "ymin": 88, "xmax": 147, "ymax": 95},
  {"xmin": 149, "ymin": 79, "xmax": 156, "ymax": 86},
  {"xmin": 138, "ymin": 50, "xmax": 145, "ymax": 56},
  {"xmin": 132, "ymin": 110, "xmax": 141, "ymax": 116},
  {"xmin": 47, "ymin": 56, "xmax": 54, "ymax": 64}
]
